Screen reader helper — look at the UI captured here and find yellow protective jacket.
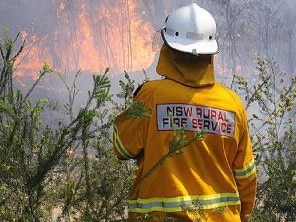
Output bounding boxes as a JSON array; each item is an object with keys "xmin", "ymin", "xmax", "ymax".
[{"xmin": 114, "ymin": 45, "xmax": 257, "ymax": 222}]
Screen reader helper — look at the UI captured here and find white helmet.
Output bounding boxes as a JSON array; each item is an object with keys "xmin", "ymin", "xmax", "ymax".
[{"xmin": 161, "ymin": 3, "xmax": 218, "ymax": 55}]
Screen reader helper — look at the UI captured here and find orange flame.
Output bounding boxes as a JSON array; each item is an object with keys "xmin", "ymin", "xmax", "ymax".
[{"xmin": 15, "ymin": 0, "xmax": 155, "ymax": 78}]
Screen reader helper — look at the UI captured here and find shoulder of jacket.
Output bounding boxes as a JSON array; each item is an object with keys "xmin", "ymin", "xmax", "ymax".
[
  {"xmin": 216, "ymin": 83, "xmax": 245, "ymax": 108},
  {"xmin": 216, "ymin": 83, "xmax": 248, "ymax": 128},
  {"xmin": 133, "ymin": 79, "xmax": 164, "ymax": 98}
]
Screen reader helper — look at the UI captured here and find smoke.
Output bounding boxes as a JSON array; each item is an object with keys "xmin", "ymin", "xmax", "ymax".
[
  {"xmin": 1, "ymin": 0, "xmax": 156, "ymax": 78},
  {"xmin": 2, "ymin": 0, "xmax": 295, "ymax": 77},
  {"xmin": 0, "ymin": 0, "xmax": 56, "ymax": 36},
  {"xmin": 0, "ymin": 0, "xmax": 295, "ymax": 106}
]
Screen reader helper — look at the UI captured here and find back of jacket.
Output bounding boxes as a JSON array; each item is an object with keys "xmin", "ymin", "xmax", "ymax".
[{"xmin": 113, "ymin": 45, "xmax": 257, "ymax": 222}]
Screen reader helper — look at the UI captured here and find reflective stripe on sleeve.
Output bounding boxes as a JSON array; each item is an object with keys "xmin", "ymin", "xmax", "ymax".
[
  {"xmin": 129, "ymin": 193, "xmax": 241, "ymax": 213},
  {"xmin": 233, "ymin": 159, "xmax": 256, "ymax": 179},
  {"xmin": 113, "ymin": 125, "xmax": 134, "ymax": 159}
]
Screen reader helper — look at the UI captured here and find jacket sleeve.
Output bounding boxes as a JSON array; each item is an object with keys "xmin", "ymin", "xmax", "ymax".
[
  {"xmin": 233, "ymin": 108, "xmax": 257, "ymax": 221},
  {"xmin": 113, "ymin": 83, "xmax": 151, "ymax": 160}
]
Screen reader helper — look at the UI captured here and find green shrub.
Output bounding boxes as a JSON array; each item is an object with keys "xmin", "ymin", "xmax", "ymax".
[{"xmin": 233, "ymin": 58, "xmax": 296, "ymax": 222}]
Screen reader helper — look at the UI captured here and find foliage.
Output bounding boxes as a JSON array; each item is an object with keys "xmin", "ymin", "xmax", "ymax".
[
  {"xmin": 0, "ymin": 30, "xmax": 133, "ymax": 221},
  {"xmin": 233, "ymin": 58, "xmax": 296, "ymax": 222}
]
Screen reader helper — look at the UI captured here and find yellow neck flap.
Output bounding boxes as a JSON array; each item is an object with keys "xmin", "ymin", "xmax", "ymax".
[{"xmin": 156, "ymin": 45, "xmax": 215, "ymax": 88}]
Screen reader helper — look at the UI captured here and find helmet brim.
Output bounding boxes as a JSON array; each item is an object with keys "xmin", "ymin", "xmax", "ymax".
[{"xmin": 162, "ymin": 31, "xmax": 219, "ymax": 55}]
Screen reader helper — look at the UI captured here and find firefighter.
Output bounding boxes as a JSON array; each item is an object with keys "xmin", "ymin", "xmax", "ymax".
[{"xmin": 113, "ymin": 3, "xmax": 257, "ymax": 222}]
